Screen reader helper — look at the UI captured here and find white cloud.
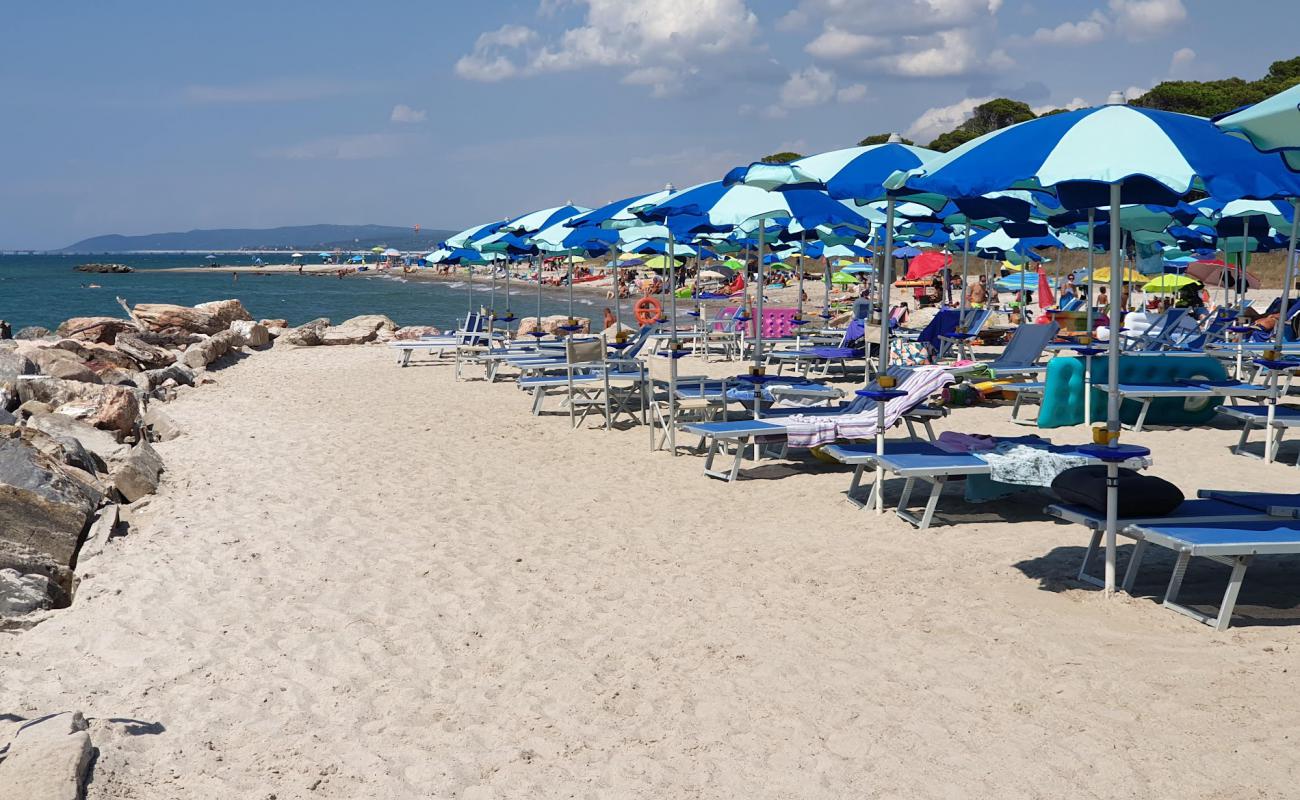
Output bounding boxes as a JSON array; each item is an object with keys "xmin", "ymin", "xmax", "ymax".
[
  {"xmin": 905, "ymin": 95, "xmax": 993, "ymax": 142},
  {"xmin": 887, "ymin": 29, "xmax": 1006, "ymax": 78},
  {"xmin": 775, "ymin": 9, "xmax": 808, "ymax": 30},
  {"xmin": 780, "ymin": 66, "xmax": 836, "ymax": 108},
  {"xmin": 454, "ymin": 25, "xmax": 538, "ymax": 81},
  {"xmin": 836, "ymin": 83, "xmax": 869, "ymax": 103},
  {"xmin": 1108, "ymin": 0, "xmax": 1186, "ymax": 37},
  {"xmin": 262, "ymin": 133, "xmax": 410, "ymax": 161},
  {"xmin": 1029, "ymin": 12, "xmax": 1107, "ymax": 45},
  {"xmin": 1031, "ymin": 97, "xmax": 1088, "ymax": 115},
  {"xmin": 794, "ymin": 0, "xmax": 1001, "ymax": 34},
  {"xmin": 804, "ymin": 26, "xmax": 884, "ymax": 59},
  {"xmin": 390, "ymin": 104, "xmax": 426, "ymax": 124},
  {"xmin": 455, "ymin": 1, "xmax": 760, "ymax": 98},
  {"xmin": 1170, "ymin": 46, "xmax": 1196, "ymax": 75}
]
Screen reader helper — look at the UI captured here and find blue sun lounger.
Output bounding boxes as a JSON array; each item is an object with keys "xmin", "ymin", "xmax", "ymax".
[
  {"xmin": 1124, "ymin": 518, "xmax": 1300, "ymax": 630},
  {"xmin": 1046, "ymin": 498, "xmax": 1282, "ymax": 591},
  {"xmin": 1218, "ymin": 405, "xmax": 1300, "ymax": 466}
]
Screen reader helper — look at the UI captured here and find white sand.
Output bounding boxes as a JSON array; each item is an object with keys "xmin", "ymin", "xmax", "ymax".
[{"xmin": 4, "ymin": 344, "xmax": 1300, "ymax": 798}]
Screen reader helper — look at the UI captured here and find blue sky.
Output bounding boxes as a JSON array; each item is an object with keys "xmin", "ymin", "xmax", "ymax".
[{"xmin": 2, "ymin": 0, "xmax": 1294, "ymax": 249}]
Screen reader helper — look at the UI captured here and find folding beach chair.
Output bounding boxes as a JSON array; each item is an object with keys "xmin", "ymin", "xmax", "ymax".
[
  {"xmin": 958, "ymin": 322, "xmax": 1060, "ymax": 377},
  {"xmin": 765, "ymin": 318, "xmax": 866, "ymax": 378},
  {"xmin": 563, "ymin": 335, "xmax": 646, "ymax": 431},
  {"xmin": 646, "ymin": 354, "xmax": 729, "ymax": 453}
]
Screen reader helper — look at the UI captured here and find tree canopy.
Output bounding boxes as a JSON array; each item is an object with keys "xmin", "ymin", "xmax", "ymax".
[
  {"xmin": 857, "ymin": 133, "xmax": 914, "ymax": 147},
  {"xmin": 760, "ymin": 151, "xmax": 803, "ymax": 164},
  {"xmin": 1133, "ymin": 56, "xmax": 1300, "ymax": 116},
  {"xmin": 927, "ymin": 99, "xmax": 1036, "ymax": 152}
]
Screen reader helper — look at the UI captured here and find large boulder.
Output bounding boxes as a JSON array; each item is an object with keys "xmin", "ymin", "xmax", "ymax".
[
  {"xmin": 194, "ymin": 299, "xmax": 253, "ymax": 328},
  {"xmin": 14, "ymin": 327, "xmax": 51, "ymax": 340},
  {"xmin": 139, "ymin": 363, "xmax": 195, "ymax": 393},
  {"xmin": 393, "ymin": 325, "xmax": 440, "ymax": 340},
  {"xmin": 114, "ymin": 333, "xmax": 176, "ymax": 369},
  {"xmin": 54, "ymin": 316, "xmax": 134, "ymax": 344},
  {"xmin": 180, "ymin": 329, "xmax": 242, "ymax": 369},
  {"xmin": 79, "ymin": 343, "xmax": 140, "ymax": 373},
  {"xmin": 283, "ymin": 317, "xmax": 330, "ymax": 346},
  {"xmin": 143, "ymin": 406, "xmax": 183, "ymax": 441},
  {"xmin": 26, "ymin": 348, "xmax": 100, "ymax": 385},
  {"xmin": 0, "ymin": 568, "xmax": 54, "ymax": 615},
  {"xmin": 0, "ymin": 352, "xmax": 38, "ymax": 384},
  {"xmin": 0, "ymin": 711, "xmax": 93, "ymax": 798},
  {"xmin": 24, "ymin": 414, "xmax": 128, "ymax": 467},
  {"xmin": 229, "ymin": 320, "xmax": 269, "ymax": 348},
  {"xmin": 517, "ymin": 315, "xmax": 591, "ymax": 338},
  {"xmin": 0, "ymin": 430, "xmax": 102, "ymax": 570},
  {"xmin": 110, "ymin": 441, "xmax": 163, "ymax": 503},
  {"xmin": 320, "ymin": 315, "xmax": 396, "ymax": 346},
  {"xmin": 18, "ymin": 379, "xmax": 142, "ymax": 438},
  {"xmin": 132, "ymin": 303, "xmax": 226, "ymax": 335},
  {"xmin": 2, "ymin": 424, "xmax": 101, "ymax": 475}
]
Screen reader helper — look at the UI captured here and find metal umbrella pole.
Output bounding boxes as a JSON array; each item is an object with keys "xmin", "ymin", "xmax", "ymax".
[
  {"xmin": 1264, "ymin": 200, "xmax": 1300, "ymax": 463},
  {"xmin": 1083, "ymin": 209, "xmax": 1097, "ymax": 426},
  {"xmin": 667, "ymin": 231, "xmax": 680, "ymax": 454},
  {"xmin": 874, "ymin": 196, "xmax": 898, "ymax": 514},
  {"xmin": 1103, "ymin": 183, "xmax": 1124, "ymax": 596},
  {"xmin": 609, "ymin": 246, "xmax": 622, "ymax": 333}
]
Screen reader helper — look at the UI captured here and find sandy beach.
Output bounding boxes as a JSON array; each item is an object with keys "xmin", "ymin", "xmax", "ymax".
[{"xmin": 4, "ymin": 342, "xmax": 1300, "ymax": 799}]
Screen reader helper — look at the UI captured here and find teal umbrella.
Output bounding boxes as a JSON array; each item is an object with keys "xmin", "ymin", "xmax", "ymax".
[{"xmin": 1215, "ymin": 84, "xmax": 1300, "ymax": 171}]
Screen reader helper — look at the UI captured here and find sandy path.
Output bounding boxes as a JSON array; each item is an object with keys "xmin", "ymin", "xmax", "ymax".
[{"xmin": 3, "ymin": 345, "xmax": 1300, "ymax": 798}]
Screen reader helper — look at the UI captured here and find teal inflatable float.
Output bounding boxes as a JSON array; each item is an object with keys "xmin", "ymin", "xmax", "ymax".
[{"xmin": 1036, "ymin": 354, "xmax": 1227, "ymax": 428}]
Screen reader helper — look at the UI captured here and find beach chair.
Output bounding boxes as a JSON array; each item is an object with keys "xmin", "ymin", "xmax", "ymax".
[
  {"xmin": 937, "ymin": 306, "xmax": 994, "ymax": 361},
  {"xmin": 1123, "ymin": 517, "xmax": 1300, "ymax": 630},
  {"xmin": 646, "ymin": 354, "xmax": 730, "ymax": 453},
  {"xmin": 390, "ymin": 312, "xmax": 494, "ymax": 366},
  {"xmin": 681, "ymin": 366, "xmax": 952, "ymax": 482},
  {"xmin": 958, "ymin": 322, "xmax": 1060, "ymax": 377},
  {"xmin": 1218, "ymin": 404, "xmax": 1300, "ymax": 466},
  {"xmin": 765, "ymin": 318, "xmax": 865, "ymax": 378},
  {"xmin": 562, "ymin": 335, "xmax": 647, "ymax": 431}
]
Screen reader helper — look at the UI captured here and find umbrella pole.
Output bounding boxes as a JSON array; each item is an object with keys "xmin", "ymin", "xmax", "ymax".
[
  {"xmin": 535, "ymin": 254, "xmax": 543, "ymax": 335},
  {"xmin": 610, "ymin": 247, "xmax": 621, "ymax": 333},
  {"xmin": 1104, "ymin": 182, "xmax": 1124, "ymax": 597},
  {"xmin": 1278, "ymin": 199, "xmax": 1299, "ymax": 351},
  {"xmin": 876, "ymin": 196, "xmax": 897, "ymax": 515},
  {"xmin": 668, "ymin": 232, "xmax": 679, "ymax": 454},
  {"xmin": 1084, "ymin": 209, "xmax": 1097, "ymax": 426},
  {"xmin": 567, "ymin": 253, "xmax": 575, "ymax": 323},
  {"xmin": 798, "ymin": 232, "xmax": 807, "ymax": 321},
  {"xmin": 823, "ymin": 255, "xmax": 831, "ymax": 322},
  {"xmin": 466, "ymin": 261, "xmax": 474, "ymax": 317},
  {"xmin": 960, "ymin": 230, "xmax": 971, "ymax": 360},
  {"xmin": 504, "ymin": 255, "xmax": 511, "ymax": 320},
  {"xmin": 753, "ymin": 217, "xmax": 766, "ymax": 423}
]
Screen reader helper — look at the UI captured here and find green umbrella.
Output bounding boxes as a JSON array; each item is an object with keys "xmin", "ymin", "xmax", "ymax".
[{"xmin": 831, "ymin": 271, "xmax": 859, "ymax": 285}]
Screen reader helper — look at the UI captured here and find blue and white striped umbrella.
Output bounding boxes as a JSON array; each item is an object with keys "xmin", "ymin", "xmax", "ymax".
[
  {"xmin": 1214, "ymin": 84, "xmax": 1300, "ymax": 170},
  {"xmin": 887, "ymin": 97, "xmax": 1300, "ymax": 594},
  {"xmin": 894, "ymin": 101, "xmax": 1300, "ymax": 208},
  {"xmin": 444, "ymin": 219, "xmax": 508, "ymax": 249},
  {"xmin": 644, "ymin": 180, "xmax": 872, "ymax": 235},
  {"xmin": 726, "ymin": 139, "xmax": 939, "ymax": 202},
  {"xmin": 500, "ymin": 204, "xmax": 592, "ymax": 234},
  {"xmin": 567, "ymin": 187, "xmax": 677, "ymax": 230}
]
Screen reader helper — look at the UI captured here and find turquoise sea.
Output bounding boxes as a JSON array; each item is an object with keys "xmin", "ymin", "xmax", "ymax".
[{"xmin": 0, "ymin": 254, "xmax": 590, "ymax": 332}]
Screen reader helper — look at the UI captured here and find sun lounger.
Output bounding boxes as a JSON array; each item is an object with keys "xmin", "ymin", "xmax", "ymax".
[
  {"xmin": 956, "ymin": 322, "xmax": 1059, "ymax": 377},
  {"xmin": 1123, "ymin": 518, "xmax": 1300, "ymax": 630},
  {"xmin": 1114, "ymin": 383, "xmax": 1219, "ymax": 432},
  {"xmin": 1217, "ymin": 405, "xmax": 1300, "ymax": 466},
  {"xmin": 1198, "ymin": 489, "xmax": 1300, "ymax": 518},
  {"xmin": 1046, "ymin": 498, "xmax": 1280, "ymax": 590}
]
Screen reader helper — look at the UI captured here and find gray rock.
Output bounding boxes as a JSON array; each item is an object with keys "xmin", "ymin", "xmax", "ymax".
[
  {"xmin": 321, "ymin": 314, "xmax": 397, "ymax": 346},
  {"xmin": 0, "ymin": 431, "xmax": 103, "ymax": 568},
  {"xmin": 180, "ymin": 329, "xmax": 241, "ymax": 369},
  {"xmin": 24, "ymin": 414, "xmax": 127, "ymax": 467},
  {"xmin": 17, "ymin": 379, "xmax": 142, "ymax": 437},
  {"xmin": 0, "ymin": 352, "xmax": 38, "ymax": 384},
  {"xmin": 0, "ymin": 711, "xmax": 93, "ymax": 799},
  {"xmin": 14, "ymin": 326, "xmax": 51, "ymax": 340},
  {"xmin": 229, "ymin": 320, "xmax": 270, "ymax": 348},
  {"xmin": 143, "ymin": 406, "xmax": 183, "ymax": 441},
  {"xmin": 140, "ymin": 363, "xmax": 195, "ymax": 393},
  {"xmin": 284, "ymin": 317, "xmax": 331, "ymax": 346},
  {"xmin": 110, "ymin": 441, "xmax": 163, "ymax": 503},
  {"xmin": 0, "ymin": 568, "xmax": 54, "ymax": 615},
  {"xmin": 94, "ymin": 367, "xmax": 138, "ymax": 387},
  {"xmin": 77, "ymin": 504, "xmax": 118, "ymax": 562},
  {"xmin": 0, "ymin": 408, "xmax": 14, "ymax": 426},
  {"xmin": 27, "ymin": 348, "xmax": 100, "ymax": 385},
  {"xmin": 114, "ymin": 333, "xmax": 176, "ymax": 369},
  {"xmin": 17, "ymin": 401, "xmax": 53, "ymax": 418}
]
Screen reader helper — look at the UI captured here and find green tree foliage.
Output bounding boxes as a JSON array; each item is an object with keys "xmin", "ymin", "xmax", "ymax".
[
  {"xmin": 1132, "ymin": 56, "xmax": 1300, "ymax": 116},
  {"xmin": 760, "ymin": 151, "xmax": 803, "ymax": 164},
  {"xmin": 927, "ymin": 98, "xmax": 1036, "ymax": 152},
  {"xmin": 857, "ymin": 133, "xmax": 914, "ymax": 146}
]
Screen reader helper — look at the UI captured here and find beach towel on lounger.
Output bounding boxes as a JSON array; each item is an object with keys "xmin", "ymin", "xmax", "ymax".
[{"xmin": 783, "ymin": 365, "xmax": 954, "ymax": 448}]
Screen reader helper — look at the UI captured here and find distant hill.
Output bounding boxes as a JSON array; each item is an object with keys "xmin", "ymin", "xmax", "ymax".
[{"xmin": 60, "ymin": 224, "xmax": 459, "ymax": 253}]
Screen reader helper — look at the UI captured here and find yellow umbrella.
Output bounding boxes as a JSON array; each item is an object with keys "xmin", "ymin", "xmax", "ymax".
[
  {"xmin": 1141, "ymin": 273, "xmax": 1196, "ymax": 294},
  {"xmin": 1087, "ymin": 266, "xmax": 1145, "ymax": 283},
  {"xmin": 1000, "ymin": 259, "xmax": 1025, "ymax": 272}
]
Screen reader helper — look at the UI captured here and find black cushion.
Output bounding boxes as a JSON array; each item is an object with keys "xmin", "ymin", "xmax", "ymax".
[{"xmin": 1051, "ymin": 465, "xmax": 1184, "ymax": 517}]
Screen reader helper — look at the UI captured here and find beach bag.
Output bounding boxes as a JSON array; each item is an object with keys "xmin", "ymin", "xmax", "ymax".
[
  {"xmin": 1051, "ymin": 466, "xmax": 1183, "ymax": 516},
  {"xmin": 889, "ymin": 338, "xmax": 933, "ymax": 366}
]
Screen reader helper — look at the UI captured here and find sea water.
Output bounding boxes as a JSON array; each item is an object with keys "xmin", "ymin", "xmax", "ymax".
[{"xmin": 0, "ymin": 254, "xmax": 593, "ymax": 331}]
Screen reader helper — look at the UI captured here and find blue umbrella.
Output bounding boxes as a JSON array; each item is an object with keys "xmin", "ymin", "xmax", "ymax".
[
  {"xmin": 891, "ymin": 95, "xmax": 1300, "ymax": 594},
  {"xmin": 892, "ymin": 245, "xmax": 922, "ymax": 259},
  {"xmin": 727, "ymin": 136, "xmax": 939, "ymax": 202},
  {"xmin": 1215, "ymin": 84, "xmax": 1300, "ymax": 170}
]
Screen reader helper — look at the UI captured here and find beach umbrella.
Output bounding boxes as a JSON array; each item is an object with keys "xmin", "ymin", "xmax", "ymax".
[
  {"xmin": 1036, "ymin": 265, "xmax": 1056, "ymax": 308},
  {"xmin": 840, "ymin": 264, "xmax": 874, "ymax": 275},
  {"xmin": 1186, "ymin": 259, "xmax": 1260, "ymax": 289},
  {"xmin": 994, "ymin": 273, "xmax": 1047, "ymax": 292},
  {"xmin": 1215, "ymin": 84, "xmax": 1300, "ymax": 171},
  {"xmin": 890, "ymin": 95, "xmax": 1300, "ymax": 595},
  {"xmin": 727, "ymin": 137, "xmax": 939, "ymax": 200},
  {"xmin": 444, "ymin": 219, "xmax": 509, "ymax": 249},
  {"xmin": 904, "ymin": 251, "xmax": 953, "ymax": 280},
  {"xmin": 1083, "ymin": 266, "xmax": 1145, "ymax": 283},
  {"xmin": 831, "ymin": 271, "xmax": 859, "ymax": 285},
  {"xmin": 370, "ymin": 246, "xmax": 385, "ymax": 253},
  {"xmin": 382, "ymin": 247, "xmax": 401, "ymax": 257},
  {"xmin": 1142, "ymin": 273, "xmax": 1197, "ymax": 294}
]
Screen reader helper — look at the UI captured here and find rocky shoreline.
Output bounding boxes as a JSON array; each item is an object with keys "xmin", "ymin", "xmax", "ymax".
[{"xmin": 0, "ymin": 301, "xmax": 471, "ymax": 626}]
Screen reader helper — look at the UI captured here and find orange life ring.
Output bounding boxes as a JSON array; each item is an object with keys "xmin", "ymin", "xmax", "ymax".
[{"xmin": 634, "ymin": 297, "xmax": 663, "ymax": 325}]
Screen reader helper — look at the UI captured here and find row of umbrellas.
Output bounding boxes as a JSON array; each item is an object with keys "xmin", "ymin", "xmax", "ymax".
[{"xmin": 432, "ymin": 89, "xmax": 1300, "ymax": 596}]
